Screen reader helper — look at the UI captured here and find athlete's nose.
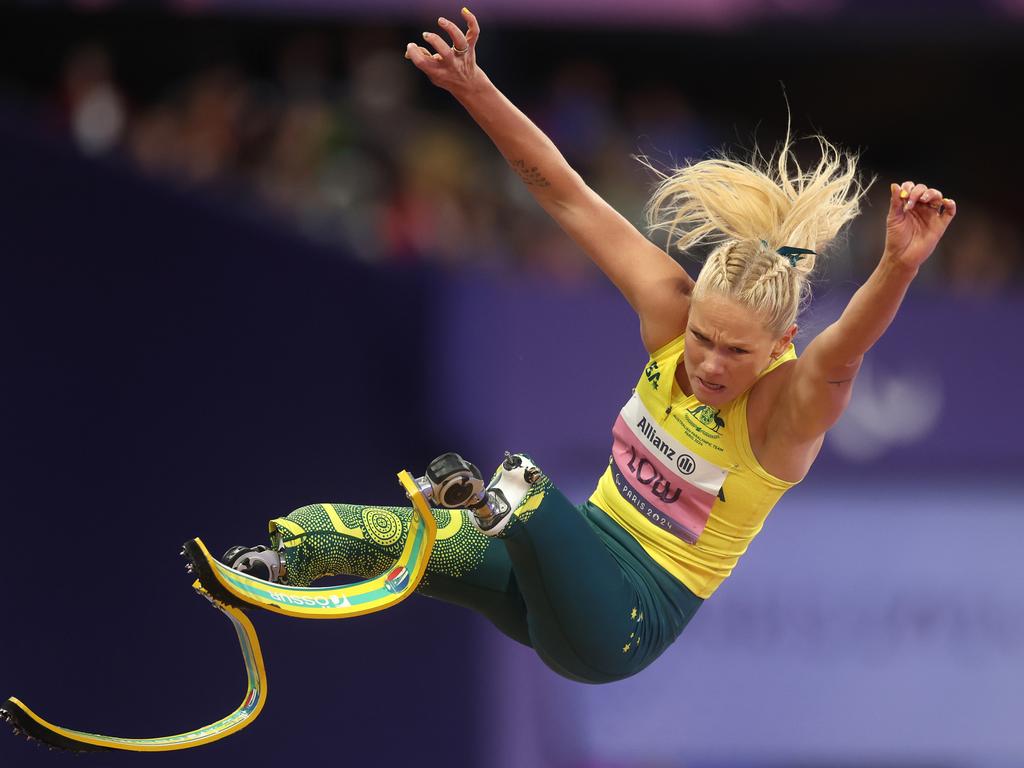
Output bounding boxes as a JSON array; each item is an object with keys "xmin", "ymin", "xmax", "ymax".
[{"xmin": 700, "ymin": 354, "xmax": 726, "ymax": 378}]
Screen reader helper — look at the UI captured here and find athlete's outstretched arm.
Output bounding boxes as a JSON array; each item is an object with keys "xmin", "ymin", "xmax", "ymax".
[
  {"xmin": 405, "ymin": 9, "xmax": 692, "ymax": 353},
  {"xmin": 773, "ymin": 181, "xmax": 957, "ymax": 442}
]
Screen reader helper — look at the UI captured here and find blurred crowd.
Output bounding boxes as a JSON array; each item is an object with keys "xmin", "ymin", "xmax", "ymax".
[{"xmin": 26, "ymin": 28, "xmax": 1023, "ymax": 291}]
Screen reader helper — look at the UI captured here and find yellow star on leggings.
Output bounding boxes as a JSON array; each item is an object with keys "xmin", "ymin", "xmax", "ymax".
[
  {"xmin": 630, "ymin": 607, "xmax": 638, "ymax": 620},
  {"xmin": 622, "ymin": 642, "xmax": 632, "ymax": 653}
]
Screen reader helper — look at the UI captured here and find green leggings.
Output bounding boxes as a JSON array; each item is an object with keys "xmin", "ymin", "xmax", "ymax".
[{"xmin": 268, "ymin": 472, "xmax": 703, "ymax": 684}]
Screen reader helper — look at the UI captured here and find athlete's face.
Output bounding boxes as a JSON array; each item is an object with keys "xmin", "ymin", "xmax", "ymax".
[{"xmin": 682, "ymin": 292, "xmax": 795, "ymax": 407}]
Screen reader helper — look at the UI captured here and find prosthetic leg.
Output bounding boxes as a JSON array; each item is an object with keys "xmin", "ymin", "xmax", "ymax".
[
  {"xmin": 0, "ymin": 462, "xmax": 443, "ymax": 750},
  {"xmin": 216, "ymin": 451, "xmax": 543, "ymax": 595},
  {"xmin": 1, "ymin": 452, "xmax": 542, "ymax": 752}
]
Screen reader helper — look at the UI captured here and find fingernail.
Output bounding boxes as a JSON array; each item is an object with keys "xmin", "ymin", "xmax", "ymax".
[
  {"xmin": 438, "ymin": 16, "xmax": 447, "ymax": 24},
  {"xmin": 462, "ymin": 6, "xmax": 470, "ymax": 13},
  {"xmin": 422, "ymin": 31, "xmax": 430, "ymax": 39}
]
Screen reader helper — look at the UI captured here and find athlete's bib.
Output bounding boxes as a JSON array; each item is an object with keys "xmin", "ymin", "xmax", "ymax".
[{"xmin": 609, "ymin": 392, "xmax": 727, "ymax": 544}]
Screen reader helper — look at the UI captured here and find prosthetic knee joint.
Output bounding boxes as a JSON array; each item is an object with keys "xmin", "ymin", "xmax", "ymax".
[{"xmin": 414, "ymin": 451, "xmax": 542, "ymax": 537}]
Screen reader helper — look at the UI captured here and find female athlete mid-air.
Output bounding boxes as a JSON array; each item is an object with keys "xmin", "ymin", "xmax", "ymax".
[{"xmin": 224, "ymin": 9, "xmax": 956, "ymax": 683}]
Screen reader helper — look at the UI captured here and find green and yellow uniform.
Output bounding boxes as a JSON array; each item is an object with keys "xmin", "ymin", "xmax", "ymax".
[
  {"xmin": 267, "ymin": 332, "xmax": 800, "ymax": 682},
  {"xmin": 591, "ymin": 332, "xmax": 798, "ymax": 599}
]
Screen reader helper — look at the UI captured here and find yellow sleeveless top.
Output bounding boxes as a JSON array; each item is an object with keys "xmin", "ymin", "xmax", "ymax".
[{"xmin": 589, "ymin": 332, "xmax": 798, "ymax": 598}]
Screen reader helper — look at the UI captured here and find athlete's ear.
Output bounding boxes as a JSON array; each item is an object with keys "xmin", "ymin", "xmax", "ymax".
[{"xmin": 773, "ymin": 324, "xmax": 797, "ymax": 358}]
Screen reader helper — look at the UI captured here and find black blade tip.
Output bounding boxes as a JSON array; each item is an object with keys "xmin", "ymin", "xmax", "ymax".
[{"xmin": 1, "ymin": 698, "xmax": 112, "ymax": 753}]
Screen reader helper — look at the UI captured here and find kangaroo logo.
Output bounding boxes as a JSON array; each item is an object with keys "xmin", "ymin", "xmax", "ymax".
[
  {"xmin": 688, "ymin": 404, "xmax": 725, "ymax": 432},
  {"xmin": 644, "ymin": 361, "xmax": 661, "ymax": 390}
]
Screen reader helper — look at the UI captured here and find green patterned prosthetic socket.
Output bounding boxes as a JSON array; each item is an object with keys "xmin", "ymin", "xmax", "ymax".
[
  {"xmin": 270, "ymin": 504, "xmax": 405, "ymax": 587},
  {"xmin": 268, "ymin": 504, "xmax": 483, "ymax": 587},
  {"xmin": 270, "ymin": 462, "xmax": 554, "ymax": 587},
  {"xmin": 268, "ymin": 502, "xmax": 533, "ymax": 645}
]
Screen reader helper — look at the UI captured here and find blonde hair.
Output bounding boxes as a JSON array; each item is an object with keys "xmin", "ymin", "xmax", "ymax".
[{"xmin": 643, "ymin": 128, "xmax": 867, "ymax": 335}]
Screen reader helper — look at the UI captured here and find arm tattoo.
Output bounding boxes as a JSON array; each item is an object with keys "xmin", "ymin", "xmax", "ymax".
[{"xmin": 511, "ymin": 159, "xmax": 551, "ymax": 188}]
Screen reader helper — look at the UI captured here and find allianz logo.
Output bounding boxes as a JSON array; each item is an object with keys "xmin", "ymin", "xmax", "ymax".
[{"xmin": 637, "ymin": 416, "xmax": 696, "ymax": 475}]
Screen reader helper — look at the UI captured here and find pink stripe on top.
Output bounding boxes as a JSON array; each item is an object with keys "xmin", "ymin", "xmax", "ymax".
[{"xmin": 611, "ymin": 415, "xmax": 719, "ymax": 544}]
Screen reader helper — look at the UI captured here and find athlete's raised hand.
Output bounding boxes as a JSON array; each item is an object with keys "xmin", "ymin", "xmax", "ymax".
[
  {"xmin": 883, "ymin": 180, "xmax": 957, "ymax": 271},
  {"xmin": 404, "ymin": 8, "xmax": 481, "ymax": 95}
]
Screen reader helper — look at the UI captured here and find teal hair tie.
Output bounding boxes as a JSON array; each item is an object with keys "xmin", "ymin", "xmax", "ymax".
[
  {"xmin": 759, "ymin": 241, "xmax": 816, "ymax": 267},
  {"xmin": 775, "ymin": 245, "xmax": 816, "ymax": 268}
]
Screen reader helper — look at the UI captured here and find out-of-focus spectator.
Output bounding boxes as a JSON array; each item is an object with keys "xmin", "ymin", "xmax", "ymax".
[
  {"xmin": 60, "ymin": 43, "xmax": 126, "ymax": 155},
  {"xmin": 941, "ymin": 207, "xmax": 1019, "ymax": 295},
  {"xmin": 18, "ymin": 20, "xmax": 1019, "ymax": 292}
]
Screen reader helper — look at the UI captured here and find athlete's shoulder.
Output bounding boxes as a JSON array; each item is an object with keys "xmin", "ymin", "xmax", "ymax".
[{"xmin": 647, "ymin": 328, "xmax": 687, "ymax": 361}]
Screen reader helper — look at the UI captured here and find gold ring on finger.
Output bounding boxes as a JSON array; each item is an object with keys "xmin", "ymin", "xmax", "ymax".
[{"xmin": 453, "ymin": 45, "xmax": 469, "ymax": 56}]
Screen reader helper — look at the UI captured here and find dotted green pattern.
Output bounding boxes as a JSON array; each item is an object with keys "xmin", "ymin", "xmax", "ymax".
[{"xmin": 270, "ymin": 503, "xmax": 490, "ymax": 589}]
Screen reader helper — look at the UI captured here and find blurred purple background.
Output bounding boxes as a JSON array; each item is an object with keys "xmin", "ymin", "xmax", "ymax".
[
  {"xmin": 30, "ymin": 0, "xmax": 1024, "ymax": 26},
  {"xmin": 1, "ymin": 1, "xmax": 1022, "ymax": 766}
]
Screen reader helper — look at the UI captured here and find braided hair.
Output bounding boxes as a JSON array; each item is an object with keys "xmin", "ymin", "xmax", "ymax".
[{"xmin": 643, "ymin": 128, "xmax": 867, "ymax": 335}]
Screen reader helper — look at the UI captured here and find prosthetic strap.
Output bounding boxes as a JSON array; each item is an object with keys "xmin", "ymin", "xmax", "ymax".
[{"xmin": 1, "ymin": 470, "xmax": 436, "ymax": 751}]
